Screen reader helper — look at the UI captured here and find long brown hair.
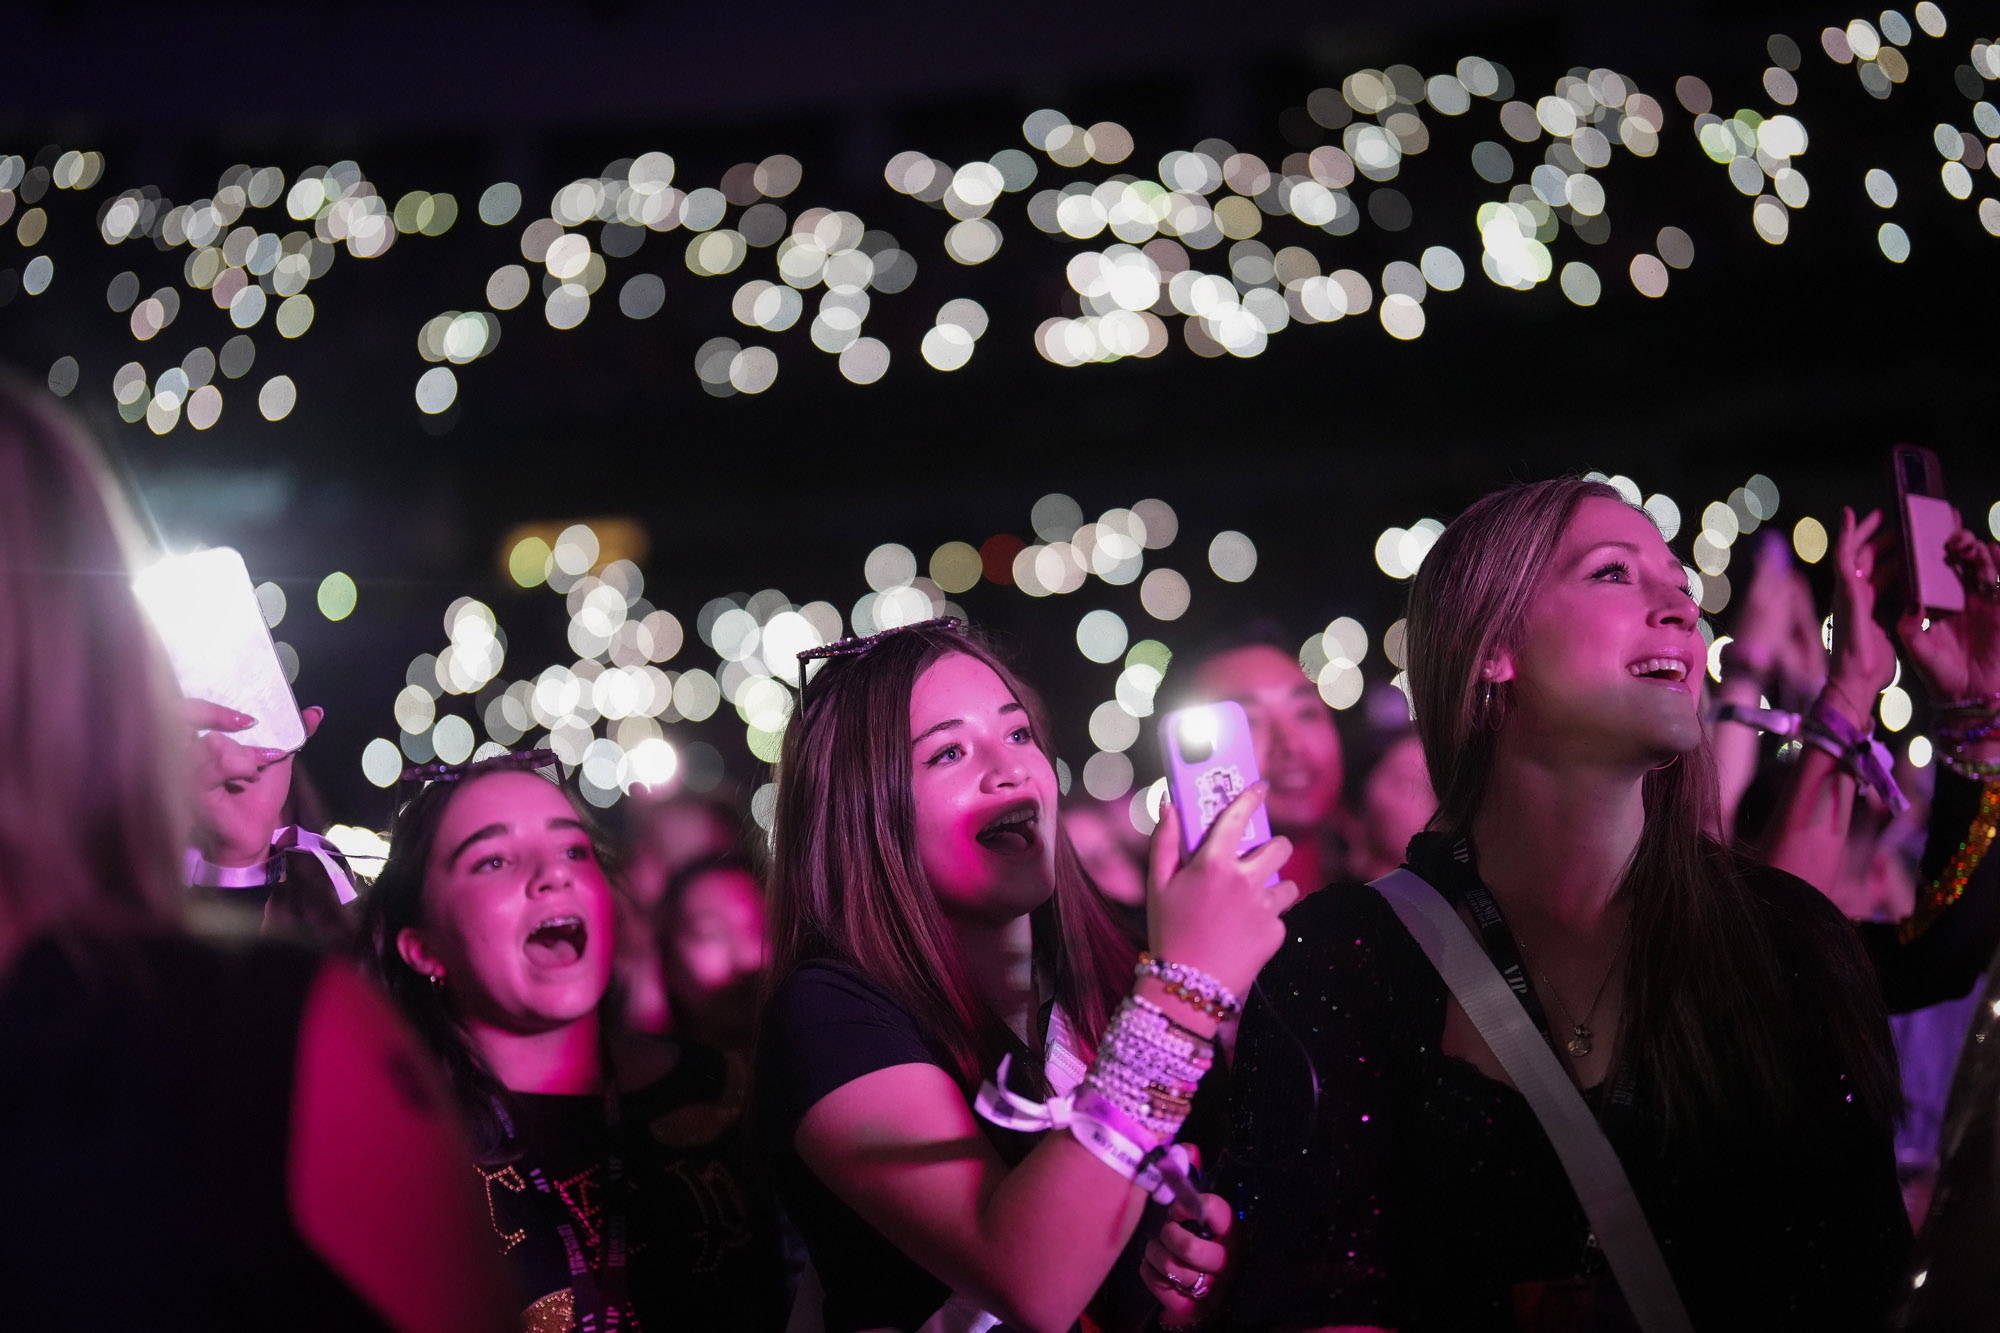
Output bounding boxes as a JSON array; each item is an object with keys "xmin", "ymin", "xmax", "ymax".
[
  {"xmin": 1406, "ymin": 478, "xmax": 1897, "ymax": 1137},
  {"xmin": 0, "ymin": 374, "xmax": 186, "ymax": 958},
  {"xmin": 764, "ymin": 622, "xmax": 1134, "ymax": 1089}
]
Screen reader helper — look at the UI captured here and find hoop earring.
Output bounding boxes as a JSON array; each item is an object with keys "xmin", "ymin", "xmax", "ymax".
[
  {"xmin": 1650, "ymin": 753, "xmax": 1682, "ymax": 773},
  {"xmin": 1479, "ymin": 680, "xmax": 1505, "ymax": 731}
]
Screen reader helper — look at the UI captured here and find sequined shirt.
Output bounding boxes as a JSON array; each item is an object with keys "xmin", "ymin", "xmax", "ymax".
[{"xmin": 1216, "ymin": 841, "xmax": 1908, "ymax": 1331}]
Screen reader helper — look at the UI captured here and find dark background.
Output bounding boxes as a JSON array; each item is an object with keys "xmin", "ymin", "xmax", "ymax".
[{"xmin": 3, "ymin": 0, "xmax": 1995, "ymax": 822}]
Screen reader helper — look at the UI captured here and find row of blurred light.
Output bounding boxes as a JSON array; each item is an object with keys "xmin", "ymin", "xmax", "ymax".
[
  {"xmin": 13, "ymin": 10, "xmax": 1991, "ymax": 418},
  {"xmin": 330, "ymin": 461, "xmax": 2000, "ymax": 818},
  {"xmin": 5, "ymin": 155, "xmax": 427, "ymax": 429},
  {"xmin": 350, "ymin": 491, "xmax": 1243, "ymax": 817},
  {"xmin": 415, "ymin": 153, "xmax": 935, "ymax": 410}
]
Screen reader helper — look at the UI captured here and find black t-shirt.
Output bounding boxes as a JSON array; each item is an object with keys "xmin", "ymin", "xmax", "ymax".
[
  {"xmin": 1217, "ymin": 839, "xmax": 1910, "ymax": 1331},
  {"xmin": 0, "ymin": 928, "xmax": 390, "ymax": 1331},
  {"xmin": 756, "ymin": 959, "xmax": 1046, "ymax": 1333},
  {"xmin": 479, "ymin": 1041, "xmax": 787, "ymax": 1331}
]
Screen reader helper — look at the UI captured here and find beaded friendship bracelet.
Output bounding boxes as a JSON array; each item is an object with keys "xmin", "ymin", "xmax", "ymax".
[
  {"xmin": 1137, "ymin": 952, "xmax": 1243, "ymax": 1022},
  {"xmin": 1934, "ymin": 694, "xmax": 2000, "ymax": 781},
  {"xmin": 972, "ymin": 992, "xmax": 1214, "ymax": 1206},
  {"xmin": 1899, "ymin": 780, "xmax": 2000, "ymax": 944}
]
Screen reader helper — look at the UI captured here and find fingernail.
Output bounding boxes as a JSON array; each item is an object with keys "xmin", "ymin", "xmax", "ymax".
[
  {"xmin": 231, "ymin": 710, "xmax": 255, "ymax": 725},
  {"xmin": 254, "ymin": 747, "xmax": 289, "ymax": 764}
]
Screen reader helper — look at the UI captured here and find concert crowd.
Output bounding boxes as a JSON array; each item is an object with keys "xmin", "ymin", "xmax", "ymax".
[{"xmin": 5, "ymin": 373, "xmax": 1999, "ymax": 1331}]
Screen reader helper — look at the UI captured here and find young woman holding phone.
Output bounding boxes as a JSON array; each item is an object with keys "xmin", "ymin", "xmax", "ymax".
[{"xmin": 755, "ymin": 619, "xmax": 1296, "ymax": 1332}]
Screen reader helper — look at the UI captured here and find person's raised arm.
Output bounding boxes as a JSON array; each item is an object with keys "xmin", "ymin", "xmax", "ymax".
[
  {"xmin": 1854, "ymin": 524, "xmax": 2000, "ymax": 1008},
  {"xmin": 795, "ymin": 785, "xmax": 1296, "ymax": 1333},
  {"xmin": 1714, "ymin": 533, "xmax": 1817, "ymax": 839},
  {"xmin": 1765, "ymin": 508, "xmax": 1895, "ymax": 892}
]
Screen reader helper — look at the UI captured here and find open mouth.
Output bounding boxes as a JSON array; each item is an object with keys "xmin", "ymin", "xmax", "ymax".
[
  {"xmin": 523, "ymin": 914, "xmax": 588, "ymax": 967},
  {"xmin": 975, "ymin": 803, "xmax": 1040, "ymax": 856},
  {"xmin": 1627, "ymin": 656, "xmax": 1689, "ymax": 684}
]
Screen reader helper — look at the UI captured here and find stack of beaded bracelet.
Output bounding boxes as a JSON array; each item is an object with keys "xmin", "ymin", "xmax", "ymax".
[
  {"xmin": 1137, "ymin": 952, "xmax": 1243, "ymax": 1022},
  {"xmin": 1081, "ymin": 994, "xmax": 1214, "ymax": 1139},
  {"xmin": 1899, "ymin": 780, "xmax": 2000, "ymax": 944},
  {"xmin": 1935, "ymin": 691, "xmax": 2000, "ymax": 781}
]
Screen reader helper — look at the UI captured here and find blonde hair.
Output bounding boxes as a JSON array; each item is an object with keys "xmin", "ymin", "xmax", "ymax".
[
  {"xmin": 0, "ymin": 374, "xmax": 187, "ymax": 952},
  {"xmin": 1406, "ymin": 477, "xmax": 1897, "ymax": 1137}
]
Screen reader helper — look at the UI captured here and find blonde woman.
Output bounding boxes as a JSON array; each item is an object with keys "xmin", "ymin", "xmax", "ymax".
[{"xmin": 0, "ymin": 375, "xmax": 510, "ymax": 1332}]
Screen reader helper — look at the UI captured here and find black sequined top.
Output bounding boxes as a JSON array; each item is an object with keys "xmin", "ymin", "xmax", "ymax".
[{"xmin": 1216, "ymin": 835, "xmax": 1909, "ymax": 1331}]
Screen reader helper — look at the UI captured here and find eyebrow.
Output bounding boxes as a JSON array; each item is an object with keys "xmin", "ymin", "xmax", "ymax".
[
  {"xmin": 1572, "ymin": 539, "xmax": 1689, "ymax": 581},
  {"xmin": 446, "ymin": 817, "xmax": 588, "ymax": 869},
  {"xmin": 1571, "ymin": 539, "xmax": 1645, "ymax": 569},
  {"xmin": 912, "ymin": 701, "xmax": 1026, "ymax": 748}
]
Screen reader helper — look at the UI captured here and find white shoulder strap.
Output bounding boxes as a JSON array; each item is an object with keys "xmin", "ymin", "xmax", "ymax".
[{"xmin": 1371, "ymin": 868, "xmax": 1694, "ymax": 1333}]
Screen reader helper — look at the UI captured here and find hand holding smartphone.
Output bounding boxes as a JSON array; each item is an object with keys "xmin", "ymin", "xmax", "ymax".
[
  {"xmin": 134, "ymin": 548, "xmax": 306, "ymax": 753},
  {"xmin": 1892, "ymin": 444, "xmax": 1966, "ymax": 615},
  {"xmin": 1158, "ymin": 701, "xmax": 1275, "ymax": 865}
]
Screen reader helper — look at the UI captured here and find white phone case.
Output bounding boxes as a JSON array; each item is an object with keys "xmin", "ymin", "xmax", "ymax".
[{"xmin": 133, "ymin": 548, "xmax": 306, "ymax": 752}]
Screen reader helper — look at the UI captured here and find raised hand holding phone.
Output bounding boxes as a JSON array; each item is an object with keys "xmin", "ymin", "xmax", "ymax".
[
  {"xmin": 1893, "ymin": 444, "xmax": 1966, "ymax": 615},
  {"xmin": 134, "ymin": 548, "xmax": 305, "ymax": 753},
  {"xmin": 1159, "ymin": 702, "xmax": 1275, "ymax": 860},
  {"xmin": 1146, "ymin": 780, "xmax": 1297, "ymax": 1006}
]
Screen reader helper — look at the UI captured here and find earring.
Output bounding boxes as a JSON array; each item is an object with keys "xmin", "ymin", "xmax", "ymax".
[
  {"xmin": 1478, "ymin": 679, "xmax": 1505, "ymax": 731},
  {"xmin": 1650, "ymin": 753, "xmax": 1682, "ymax": 773},
  {"xmin": 428, "ymin": 972, "xmax": 446, "ymax": 992}
]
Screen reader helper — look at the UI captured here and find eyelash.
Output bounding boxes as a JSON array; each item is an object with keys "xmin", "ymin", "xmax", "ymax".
[
  {"xmin": 925, "ymin": 726, "xmax": 1035, "ymax": 767},
  {"xmin": 1591, "ymin": 561, "xmax": 1693, "ymax": 599},
  {"xmin": 470, "ymin": 842, "xmax": 594, "ymax": 872}
]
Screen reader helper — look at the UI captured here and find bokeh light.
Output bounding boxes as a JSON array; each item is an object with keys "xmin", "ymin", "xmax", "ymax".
[{"xmin": 317, "ymin": 571, "xmax": 358, "ymax": 621}]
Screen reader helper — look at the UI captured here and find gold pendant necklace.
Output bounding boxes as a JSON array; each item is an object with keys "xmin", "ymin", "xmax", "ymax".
[
  {"xmin": 1542, "ymin": 958, "xmax": 1618, "ymax": 1061},
  {"xmin": 1532, "ymin": 912, "xmax": 1629, "ymax": 1063}
]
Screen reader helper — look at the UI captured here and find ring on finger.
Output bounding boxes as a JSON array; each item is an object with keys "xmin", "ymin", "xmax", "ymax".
[{"xmin": 1188, "ymin": 1272, "xmax": 1213, "ymax": 1300}]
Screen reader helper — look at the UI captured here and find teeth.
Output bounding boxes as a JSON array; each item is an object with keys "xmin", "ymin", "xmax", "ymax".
[{"xmin": 1628, "ymin": 658, "xmax": 1686, "ymax": 681}]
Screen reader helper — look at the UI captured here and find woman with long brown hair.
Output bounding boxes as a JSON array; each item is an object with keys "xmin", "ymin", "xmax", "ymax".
[
  {"xmin": 1212, "ymin": 478, "xmax": 1906, "ymax": 1329},
  {"xmin": 754, "ymin": 619, "xmax": 1295, "ymax": 1332}
]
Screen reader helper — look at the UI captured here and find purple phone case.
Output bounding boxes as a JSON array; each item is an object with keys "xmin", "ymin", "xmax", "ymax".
[
  {"xmin": 1894, "ymin": 444, "xmax": 1966, "ymax": 614},
  {"xmin": 1160, "ymin": 701, "xmax": 1276, "ymax": 865}
]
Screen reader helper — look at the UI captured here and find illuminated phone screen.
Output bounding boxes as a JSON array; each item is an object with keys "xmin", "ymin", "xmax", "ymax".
[{"xmin": 133, "ymin": 548, "xmax": 306, "ymax": 752}]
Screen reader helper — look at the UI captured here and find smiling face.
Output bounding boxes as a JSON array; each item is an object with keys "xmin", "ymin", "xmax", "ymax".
[
  {"xmin": 1188, "ymin": 643, "xmax": 1344, "ymax": 836},
  {"xmin": 1493, "ymin": 496, "xmax": 1704, "ymax": 765},
  {"xmin": 908, "ymin": 652, "xmax": 1061, "ymax": 923},
  {"xmin": 395, "ymin": 770, "xmax": 617, "ymax": 1036}
]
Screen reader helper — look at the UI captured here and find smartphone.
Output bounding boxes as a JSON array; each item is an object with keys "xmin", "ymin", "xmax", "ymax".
[
  {"xmin": 1892, "ymin": 444, "xmax": 1965, "ymax": 614},
  {"xmin": 133, "ymin": 547, "xmax": 306, "ymax": 752},
  {"xmin": 1158, "ymin": 701, "xmax": 1274, "ymax": 864}
]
